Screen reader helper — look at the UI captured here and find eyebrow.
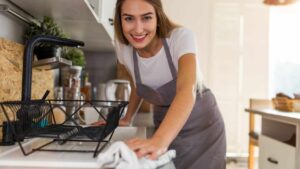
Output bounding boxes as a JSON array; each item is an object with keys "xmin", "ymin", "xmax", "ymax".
[{"xmin": 122, "ymin": 12, "xmax": 154, "ymax": 17}]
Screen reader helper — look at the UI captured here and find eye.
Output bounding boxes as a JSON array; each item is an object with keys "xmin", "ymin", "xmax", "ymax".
[
  {"xmin": 124, "ymin": 16, "xmax": 134, "ymax": 22},
  {"xmin": 143, "ymin": 16, "xmax": 152, "ymax": 21}
]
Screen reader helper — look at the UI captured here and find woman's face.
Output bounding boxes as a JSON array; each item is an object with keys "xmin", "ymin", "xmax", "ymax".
[{"xmin": 121, "ymin": 0, "xmax": 158, "ymax": 49}]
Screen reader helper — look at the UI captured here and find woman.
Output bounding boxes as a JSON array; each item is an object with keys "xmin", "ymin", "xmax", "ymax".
[{"xmin": 99, "ymin": 0, "xmax": 226, "ymax": 168}]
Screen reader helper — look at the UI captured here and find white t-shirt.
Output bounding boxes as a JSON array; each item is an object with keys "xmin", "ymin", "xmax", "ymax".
[{"xmin": 115, "ymin": 27, "xmax": 200, "ymax": 89}]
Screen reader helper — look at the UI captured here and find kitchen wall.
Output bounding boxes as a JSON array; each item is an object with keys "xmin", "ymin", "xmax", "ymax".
[
  {"xmin": 0, "ymin": 0, "xmax": 26, "ymax": 43},
  {"xmin": 84, "ymin": 51, "xmax": 117, "ymax": 90},
  {"xmin": 163, "ymin": 0, "xmax": 211, "ymax": 82}
]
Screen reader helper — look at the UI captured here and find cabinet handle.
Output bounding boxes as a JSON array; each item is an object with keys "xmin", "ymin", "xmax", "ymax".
[
  {"xmin": 267, "ymin": 157, "xmax": 278, "ymax": 165},
  {"xmin": 108, "ymin": 18, "xmax": 114, "ymax": 26},
  {"xmin": 89, "ymin": 3, "xmax": 95, "ymax": 10}
]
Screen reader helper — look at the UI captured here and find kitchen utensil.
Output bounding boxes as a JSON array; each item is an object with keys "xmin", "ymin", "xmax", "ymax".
[
  {"xmin": 16, "ymin": 90, "xmax": 50, "ymax": 130},
  {"xmin": 77, "ymin": 107, "xmax": 101, "ymax": 125},
  {"xmin": 54, "ymin": 86, "xmax": 63, "ymax": 103},
  {"xmin": 58, "ymin": 127, "xmax": 79, "ymax": 145},
  {"xmin": 0, "ymin": 121, "xmax": 23, "ymax": 145},
  {"xmin": 105, "ymin": 79, "xmax": 131, "ymax": 118},
  {"xmin": 97, "ymin": 83, "xmax": 106, "ymax": 101},
  {"xmin": 0, "ymin": 121, "xmax": 14, "ymax": 145},
  {"xmin": 105, "ymin": 79, "xmax": 131, "ymax": 102},
  {"xmin": 64, "ymin": 90, "xmax": 85, "ymax": 125},
  {"xmin": 52, "ymin": 106, "xmax": 66, "ymax": 124},
  {"xmin": 16, "ymin": 90, "xmax": 50, "ymax": 140}
]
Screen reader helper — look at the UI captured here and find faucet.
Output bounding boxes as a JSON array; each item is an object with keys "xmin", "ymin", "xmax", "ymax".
[{"xmin": 22, "ymin": 35, "xmax": 84, "ymax": 101}]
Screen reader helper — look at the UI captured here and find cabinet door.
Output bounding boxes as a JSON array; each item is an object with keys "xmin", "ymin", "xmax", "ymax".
[
  {"xmin": 87, "ymin": 0, "xmax": 116, "ymax": 40},
  {"xmin": 259, "ymin": 135, "xmax": 295, "ymax": 169},
  {"xmin": 100, "ymin": 0, "xmax": 117, "ymax": 40},
  {"xmin": 87, "ymin": 0, "xmax": 99, "ymax": 15}
]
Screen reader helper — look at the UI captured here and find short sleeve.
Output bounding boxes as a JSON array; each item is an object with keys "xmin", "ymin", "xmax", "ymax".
[{"xmin": 170, "ymin": 27, "xmax": 198, "ymax": 59}]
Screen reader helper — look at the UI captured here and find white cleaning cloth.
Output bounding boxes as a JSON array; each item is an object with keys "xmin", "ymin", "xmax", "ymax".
[{"xmin": 97, "ymin": 141, "xmax": 176, "ymax": 169}]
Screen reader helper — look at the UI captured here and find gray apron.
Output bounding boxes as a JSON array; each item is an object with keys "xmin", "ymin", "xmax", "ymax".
[{"xmin": 132, "ymin": 39, "xmax": 226, "ymax": 169}]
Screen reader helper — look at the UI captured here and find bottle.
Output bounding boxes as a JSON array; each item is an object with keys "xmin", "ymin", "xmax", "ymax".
[{"xmin": 80, "ymin": 72, "xmax": 91, "ymax": 101}]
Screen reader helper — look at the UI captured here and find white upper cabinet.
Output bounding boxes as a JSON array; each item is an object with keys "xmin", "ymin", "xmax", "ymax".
[
  {"xmin": 10, "ymin": 0, "xmax": 117, "ymax": 52},
  {"xmin": 87, "ymin": 0, "xmax": 116, "ymax": 40}
]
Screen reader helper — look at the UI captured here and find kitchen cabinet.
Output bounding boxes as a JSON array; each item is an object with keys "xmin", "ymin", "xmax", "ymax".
[
  {"xmin": 259, "ymin": 135, "xmax": 295, "ymax": 169},
  {"xmin": 245, "ymin": 108, "xmax": 300, "ymax": 169},
  {"xmin": 259, "ymin": 119, "xmax": 296, "ymax": 169},
  {"xmin": 10, "ymin": 0, "xmax": 117, "ymax": 52},
  {"xmin": 87, "ymin": 0, "xmax": 116, "ymax": 40}
]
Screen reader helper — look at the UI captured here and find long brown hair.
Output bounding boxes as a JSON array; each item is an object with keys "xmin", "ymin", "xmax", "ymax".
[{"xmin": 114, "ymin": 0, "xmax": 178, "ymax": 45}]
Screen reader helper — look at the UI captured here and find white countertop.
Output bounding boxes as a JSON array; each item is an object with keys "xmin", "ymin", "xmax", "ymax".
[
  {"xmin": 1, "ymin": 139, "xmax": 108, "ymax": 168},
  {"xmin": 0, "ymin": 126, "xmax": 175, "ymax": 169},
  {"xmin": 245, "ymin": 108, "xmax": 300, "ymax": 123},
  {"xmin": 0, "ymin": 127, "xmax": 145, "ymax": 168}
]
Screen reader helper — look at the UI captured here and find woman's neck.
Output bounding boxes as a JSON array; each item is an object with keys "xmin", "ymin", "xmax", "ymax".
[{"xmin": 136, "ymin": 36, "xmax": 163, "ymax": 58}]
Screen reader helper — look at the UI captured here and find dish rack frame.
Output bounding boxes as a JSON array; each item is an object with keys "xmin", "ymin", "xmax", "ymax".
[{"xmin": 0, "ymin": 99, "xmax": 128, "ymax": 157}]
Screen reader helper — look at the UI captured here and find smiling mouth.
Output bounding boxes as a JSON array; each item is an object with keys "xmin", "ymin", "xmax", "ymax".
[{"xmin": 131, "ymin": 34, "xmax": 147, "ymax": 42}]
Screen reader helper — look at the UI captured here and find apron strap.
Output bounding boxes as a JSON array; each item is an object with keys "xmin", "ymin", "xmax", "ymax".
[
  {"xmin": 162, "ymin": 39, "xmax": 177, "ymax": 79},
  {"xmin": 132, "ymin": 48, "xmax": 142, "ymax": 83}
]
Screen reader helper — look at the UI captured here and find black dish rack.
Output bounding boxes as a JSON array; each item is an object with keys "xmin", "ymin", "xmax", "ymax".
[{"xmin": 0, "ymin": 99, "xmax": 128, "ymax": 157}]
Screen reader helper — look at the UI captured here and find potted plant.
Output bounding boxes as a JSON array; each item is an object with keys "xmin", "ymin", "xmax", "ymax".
[
  {"xmin": 62, "ymin": 47, "xmax": 85, "ymax": 67},
  {"xmin": 24, "ymin": 16, "xmax": 67, "ymax": 60}
]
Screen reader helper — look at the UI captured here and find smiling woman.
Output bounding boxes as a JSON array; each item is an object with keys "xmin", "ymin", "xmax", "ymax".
[
  {"xmin": 94, "ymin": 0, "xmax": 226, "ymax": 169},
  {"xmin": 119, "ymin": 1, "xmax": 159, "ymax": 53}
]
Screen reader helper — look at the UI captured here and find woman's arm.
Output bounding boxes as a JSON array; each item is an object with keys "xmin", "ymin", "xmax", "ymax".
[
  {"xmin": 127, "ymin": 53, "xmax": 197, "ymax": 159},
  {"xmin": 152, "ymin": 53, "xmax": 197, "ymax": 145}
]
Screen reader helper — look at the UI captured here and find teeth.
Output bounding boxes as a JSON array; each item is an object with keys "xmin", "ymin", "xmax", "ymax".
[{"xmin": 133, "ymin": 35, "xmax": 146, "ymax": 39}]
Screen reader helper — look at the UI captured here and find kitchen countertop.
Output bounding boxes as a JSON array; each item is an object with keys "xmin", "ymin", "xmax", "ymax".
[
  {"xmin": 245, "ymin": 108, "xmax": 300, "ymax": 123},
  {"xmin": 0, "ymin": 126, "xmax": 175, "ymax": 169}
]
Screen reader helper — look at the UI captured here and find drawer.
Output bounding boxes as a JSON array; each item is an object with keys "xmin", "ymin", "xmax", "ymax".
[{"xmin": 259, "ymin": 135, "xmax": 295, "ymax": 169}]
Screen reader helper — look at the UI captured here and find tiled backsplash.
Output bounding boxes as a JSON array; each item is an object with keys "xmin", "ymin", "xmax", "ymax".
[{"xmin": 0, "ymin": 38, "xmax": 54, "ymax": 138}]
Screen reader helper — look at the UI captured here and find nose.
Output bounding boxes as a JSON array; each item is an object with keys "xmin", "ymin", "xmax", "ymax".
[{"xmin": 134, "ymin": 19, "xmax": 144, "ymax": 34}]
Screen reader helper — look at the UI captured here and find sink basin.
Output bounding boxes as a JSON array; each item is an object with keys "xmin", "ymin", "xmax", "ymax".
[{"xmin": 110, "ymin": 126, "xmax": 146, "ymax": 141}]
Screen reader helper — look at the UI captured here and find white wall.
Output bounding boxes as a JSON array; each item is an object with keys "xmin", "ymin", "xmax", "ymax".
[
  {"xmin": 163, "ymin": 0, "xmax": 212, "ymax": 83},
  {"xmin": 163, "ymin": 0, "xmax": 270, "ymax": 155},
  {"xmin": 0, "ymin": 0, "xmax": 26, "ymax": 43}
]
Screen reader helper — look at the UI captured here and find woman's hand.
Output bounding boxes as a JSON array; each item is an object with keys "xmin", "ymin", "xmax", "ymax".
[
  {"xmin": 91, "ymin": 118, "xmax": 131, "ymax": 126},
  {"xmin": 126, "ymin": 136, "xmax": 168, "ymax": 160}
]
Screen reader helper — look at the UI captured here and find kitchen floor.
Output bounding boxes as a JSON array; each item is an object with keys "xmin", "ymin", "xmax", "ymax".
[
  {"xmin": 227, "ymin": 164, "xmax": 245, "ymax": 169},
  {"xmin": 226, "ymin": 158, "xmax": 258, "ymax": 169},
  {"xmin": 226, "ymin": 163, "xmax": 248, "ymax": 169}
]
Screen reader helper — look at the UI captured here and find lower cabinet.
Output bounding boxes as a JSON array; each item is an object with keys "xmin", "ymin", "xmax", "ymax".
[{"xmin": 259, "ymin": 134, "xmax": 296, "ymax": 169}]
